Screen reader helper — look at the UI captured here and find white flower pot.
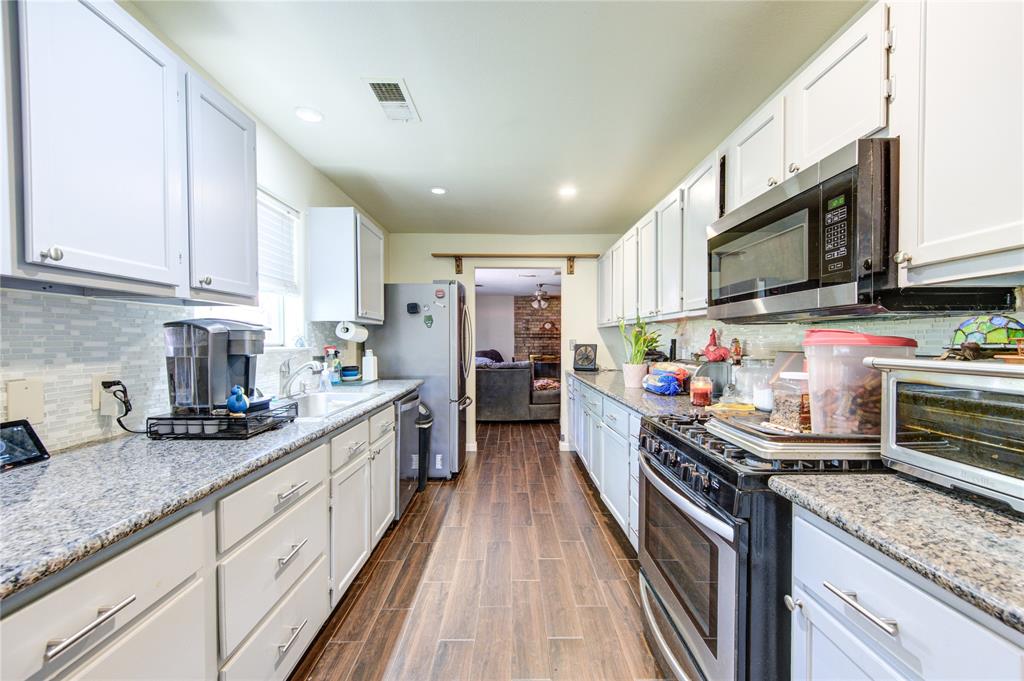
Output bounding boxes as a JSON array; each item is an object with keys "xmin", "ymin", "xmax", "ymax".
[{"xmin": 622, "ymin": 362, "xmax": 649, "ymax": 389}]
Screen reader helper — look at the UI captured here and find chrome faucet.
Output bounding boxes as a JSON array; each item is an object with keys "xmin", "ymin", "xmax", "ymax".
[{"xmin": 279, "ymin": 359, "xmax": 325, "ymax": 398}]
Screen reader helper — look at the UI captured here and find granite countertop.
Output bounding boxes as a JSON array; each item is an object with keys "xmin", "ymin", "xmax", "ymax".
[
  {"xmin": 0, "ymin": 380, "xmax": 421, "ymax": 601},
  {"xmin": 570, "ymin": 370, "xmax": 694, "ymax": 416},
  {"xmin": 769, "ymin": 474, "xmax": 1024, "ymax": 634}
]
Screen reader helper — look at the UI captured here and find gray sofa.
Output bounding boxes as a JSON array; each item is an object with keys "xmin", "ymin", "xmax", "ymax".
[{"xmin": 475, "ymin": 361, "xmax": 560, "ymax": 422}]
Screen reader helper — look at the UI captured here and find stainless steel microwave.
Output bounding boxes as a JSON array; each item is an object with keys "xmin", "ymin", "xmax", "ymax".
[{"xmin": 706, "ymin": 138, "xmax": 1013, "ymax": 323}]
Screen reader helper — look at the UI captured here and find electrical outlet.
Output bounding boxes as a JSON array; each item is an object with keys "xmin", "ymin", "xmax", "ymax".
[
  {"xmin": 100, "ymin": 390, "xmax": 121, "ymax": 417},
  {"xmin": 435, "ymin": 454, "xmax": 442, "ymax": 470},
  {"xmin": 91, "ymin": 374, "xmax": 114, "ymax": 410}
]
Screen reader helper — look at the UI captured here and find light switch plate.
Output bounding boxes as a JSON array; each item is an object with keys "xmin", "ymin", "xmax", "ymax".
[{"xmin": 5, "ymin": 379, "xmax": 44, "ymax": 423}]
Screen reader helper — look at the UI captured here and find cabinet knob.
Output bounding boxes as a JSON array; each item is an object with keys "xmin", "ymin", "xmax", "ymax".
[
  {"xmin": 892, "ymin": 251, "xmax": 913, "ymax": 265},
  {"xmin": 200, "ymin": 276, "xmax": 213, "ymax": 285},
  {"xmin": 767, "ymin": 177, "xmax": 779, "ymax": 187},
  {"xmin": 788, "ymin": 163, "xmax": 800, "ymax": 173},
  {"xmin": 40, "ymin": 246, "xmax": 64, "ymax": 262},
  {"xmin": 784, "ymin": 594, "xmax": 802, "ymax": 613}
]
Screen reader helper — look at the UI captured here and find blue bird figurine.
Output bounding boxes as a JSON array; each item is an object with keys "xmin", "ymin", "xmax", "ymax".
[{"xmin": 226, "ymin": 385, "xmax": 249, "ymax": 416}]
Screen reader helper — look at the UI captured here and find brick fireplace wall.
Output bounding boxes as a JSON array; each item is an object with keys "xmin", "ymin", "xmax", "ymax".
[{"xmin": 513, "ymin": 296, "xmax": 561, "ymax": 359}]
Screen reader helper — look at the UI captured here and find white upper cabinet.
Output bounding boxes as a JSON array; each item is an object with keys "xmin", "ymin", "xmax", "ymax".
[
  {"xmin": 597, "ymin": 252, "xmax": 613, "ymax": 326},
  {"xmin": 356, "ymin": 213, "xmax": 385, "ymax": 322},
  {"xmin": 682, "ymin": 152, "xmax": 719, "ymax": 312},
  {"xmin": 17, "ymin": 0, "xmax": 185, "ymax": 286},
  {"xmin": 186, "ymin": 72, "xmax": 258, "ymax": 299},
  {"xmin": 308, "ymin": 208, "xmax": 386, "ymax": 324},
  {"xmin": 784, "ymin": 2, "xmax": 889, "ymax": 177},
  {"xmin": 610, "ymin": 239, "xmax": 624, "ymax": 323},
  {"xmin": 622, "ymin": 225, "xmax": 639, "ymax": 324},
  {"xmin": 725, "ymin": 95, "xmax": 785, "ymax": 211},
  {"xmin": 892, "ymin": 0, "xmax": 1024, "ymax": 284},
  {"xmin": 636, "ymin": 212, "xmax": 658, "ymax": 319},
  {"xmin": 655, "ymin": 187, "xmax": 683, "ymax": 319}
]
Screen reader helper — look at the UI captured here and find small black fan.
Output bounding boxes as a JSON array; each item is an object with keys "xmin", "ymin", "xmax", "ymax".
[{"xmin": 573, "ymin": 344, "xmax": 598, "ymax": 371}]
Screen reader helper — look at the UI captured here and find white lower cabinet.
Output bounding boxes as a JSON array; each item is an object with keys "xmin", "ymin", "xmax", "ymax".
[
  {"xmin": 791, "ymin": 511, "xmax": 1024, "ymax": 680},
  {"xmin": 600, "ymin": 424, "xmax": 629, "ymax": 535},
  {"xmin": 370, "ymin": 433, "xmax": 397, "ymax": 545},
  {"xmin": 220, "ymin": 557, "xmax": 330, "ymax": 681},
  {"xmin": 68, "ymin": 579, "xmax": 206, "ymax": 681},
  {"xmin": 588, "ymin": 412, "xmax": 604, "ymax": 489},
  {"xmin": 331, "ymin": 452, "xmax": 372, "ymax": 604}
]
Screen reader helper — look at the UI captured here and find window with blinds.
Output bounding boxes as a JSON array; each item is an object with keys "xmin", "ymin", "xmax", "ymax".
[{"xmin": 257, "ymin": 192, "xmax": 300, "ymax": 294}]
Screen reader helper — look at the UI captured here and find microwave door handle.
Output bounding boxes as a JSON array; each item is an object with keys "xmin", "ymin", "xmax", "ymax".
[{"xmin": 640, "ymin": 455, "xmax": 735, "ymax": 542}]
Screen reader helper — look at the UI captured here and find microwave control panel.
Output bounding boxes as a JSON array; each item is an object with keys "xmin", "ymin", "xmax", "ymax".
[{"xmin": 821, "ymin": 192, "xmax": 852, "ymax": 280}]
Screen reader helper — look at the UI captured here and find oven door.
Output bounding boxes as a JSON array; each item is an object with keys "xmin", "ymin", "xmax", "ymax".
[{"xmin": 639, "ymin": 452, "xmax": 743, "ymax": 681}]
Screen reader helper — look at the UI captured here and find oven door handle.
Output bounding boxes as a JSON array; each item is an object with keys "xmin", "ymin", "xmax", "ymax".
[{"xmin": 640, "ymin": 455, "xmax": 735, "ymax": 542}]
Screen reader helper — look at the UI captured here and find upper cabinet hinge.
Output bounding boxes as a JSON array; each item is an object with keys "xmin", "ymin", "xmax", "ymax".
[
  {"xmin": 884, "ymin": 77, "xmax": 895, "ymax": 99},
  {"xmin": 884, "ymin": 28, "xmax": 895, "ymax": 52}
]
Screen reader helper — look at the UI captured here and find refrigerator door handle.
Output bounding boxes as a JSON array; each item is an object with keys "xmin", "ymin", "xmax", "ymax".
[
  {"xmin": 454, "ymin": 395, "xmax": 473, "ymax": 410},
  {"xmin": 461, "ymin": 305, "xmax": 474, "ymax": 381}
]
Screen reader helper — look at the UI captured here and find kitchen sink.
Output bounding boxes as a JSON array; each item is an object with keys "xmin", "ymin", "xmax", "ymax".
[{"xmin": 292, "ymin": 391, "xmax": 382, "ymax": 420}]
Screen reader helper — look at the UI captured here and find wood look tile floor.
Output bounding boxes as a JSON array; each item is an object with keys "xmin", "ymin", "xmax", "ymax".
[{"xmin": 290, "ymin": 422, "xmax": 669, "ymax": 681}]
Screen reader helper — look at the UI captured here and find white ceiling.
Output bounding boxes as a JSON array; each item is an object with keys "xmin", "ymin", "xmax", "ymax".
[
  {"xmin": 133, "ymin": 1, "xmax": 864, "ymax": 234},
  {"xmin": 475, "ymin": 268, "xmax": 561, "ymax": 297}
]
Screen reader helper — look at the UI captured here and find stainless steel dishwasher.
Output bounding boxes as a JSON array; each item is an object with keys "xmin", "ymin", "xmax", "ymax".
[{"xmin": 395, "ymin": 391, "xmax": 421, "ymax": 520}]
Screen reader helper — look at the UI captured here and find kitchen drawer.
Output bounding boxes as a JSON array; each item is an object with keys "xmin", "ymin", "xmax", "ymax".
[
  {"xmin": 67, "ymin": 579, "xmax": 206, "ymax": 680},
  {"xmin": 219, "ymin": 484, "xmax": 328, "ymax": 657},
  {"xmin": 581, "ymin": 387, "xmax": 603, "ymax": 416},
  {"xmin": 629, "ymin": 413, "xmax": 642, "ymax": 442},
  {"xmin": 220, "ymin": 556, "xmax": 329, "ymax": 681},
  {"xmin": 0, "ymin": 513, "xmax": 202, "ymax": 681},
  {"xmin": 793, "ymin": 515, "xmax": 1023, "ymax": 679},
  {"xmin": 369, "ymin": 405, "xmax": 396, "ymax": 444},
  {"xmin": 629, "ymin": 444, "xmax": 639, "ymax": 483},
  {"xmin": 218, "ymin": 443, "xmax": 328, "ymax": 552},
  {"xmin": 602, "ymin": 398, "xmax": 629, "ymax": 438},
  {"xmin": 330, "ymin": 418, "xmax": 370, "ymax": 472}
]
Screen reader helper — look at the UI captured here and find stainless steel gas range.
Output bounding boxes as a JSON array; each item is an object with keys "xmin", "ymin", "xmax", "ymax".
[{"xmin": 637, "ymin": 413, "xmax": 887, "ymax": 681}]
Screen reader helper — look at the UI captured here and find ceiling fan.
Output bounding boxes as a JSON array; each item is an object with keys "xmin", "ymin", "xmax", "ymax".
[{"xmin": 531, "ymin": 284, "xmax": 550, "ymax": 310}]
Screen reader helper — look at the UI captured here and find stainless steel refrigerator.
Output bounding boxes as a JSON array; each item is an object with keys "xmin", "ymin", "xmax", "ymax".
[{"xmin": 366, "ymin": 281, "xmax": 472, "ymax": 478}]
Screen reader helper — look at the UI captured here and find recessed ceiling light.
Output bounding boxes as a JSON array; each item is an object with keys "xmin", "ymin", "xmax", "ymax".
[
  {"xmin": 430, "ymin": 187, "xmax": 447, "ymax": 195},
  {"xmin": 558, "ymin": 184, "xmax": 577, "ymax": 198},
  {"xmin": 294, "ymin": 106, "xmax": 324, "ymax": 123}
]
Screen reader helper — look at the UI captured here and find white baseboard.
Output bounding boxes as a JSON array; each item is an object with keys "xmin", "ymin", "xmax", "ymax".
[{"xmin": 466, "ymin": 441, "xmax": 477, "ymax": 452}]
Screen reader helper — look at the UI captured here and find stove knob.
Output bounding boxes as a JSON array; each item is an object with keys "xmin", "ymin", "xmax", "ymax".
[
  {"xmin": 692, "ymin": 471, "xmax": 710, "ymax": 492},
  {"xmin": 665, "ymin": 451, "xmax": 678, "ymax": 467},
  {"xmin": 679, "ymin": 462, "xmax": 695, "ymax": 480}
]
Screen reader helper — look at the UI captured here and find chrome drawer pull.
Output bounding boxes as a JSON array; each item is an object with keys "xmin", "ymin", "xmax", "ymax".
[
  {"xmin": 277, "ymin": 618, "xmax": 308, "ymax": 656},
  {"xmin": 277, "ymin": 480, "xmax": 309, "ymax": 503},
  {"xmin": 45, "ymin": 594, "xmax": 137, "ymax": 661},
  {"xmin": 823, "ymin": 581, "xmax": 898, "ymax": 636},
  {"xmin": 277, "ymin": 538, "xmax": 309, "ymax": 567},
  {"xmin": 348, "ymin": 440, "xmax": 368, "ymax": 454},
  {"xmin": 606, "ymin": 414, "xmax": 617, "ymax": 422}
]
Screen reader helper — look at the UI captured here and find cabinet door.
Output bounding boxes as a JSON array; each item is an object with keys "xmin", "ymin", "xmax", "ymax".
[
  {"xmin": 682, "ymin": 153, "xmax": 719, "ymax": 312},
  {"xmin": 597, "ymin": 253, "xmax": 612, "ymax": 325},
  {"xmin": 187, "ymin": 72, "xmax": 257, "ymax": 298},
  {"xmin": 622, "ymin": 227, "xmax": 639, "ymax": 324},
  {"xmin": 610, "ymin": 241, "xmax": 624, "ymax": 323},
  {"xmin": 600, "ymin": 425, "xmax": 629, "ymax": 535},
  {"xmin": 655, "ymin": 188, "xmax": 683, "ymax": 318},
  {"xmin": 895, "ymin": 0, "xmax": 1023, "ymax": 277},
  {"xmin": 784, "ymin": 2, "xmax": 888, "ymax": 178},
  {"xmin": 331, "ymin": 454, "xmax": 371, "ymax": 603},
  {"xmin": 19, "ymin": 0, "xmax": 185, "ymax": 285},
  {"xmin": 370, "ymin": 434, "xmax": 396, "ymax": 544},
  {"xmin": 357, "ymin": 213, "xmax": 386, "ymax": 322},
  {"xmin": 726, "ymin": 95, "xmax": 784, "ymax": 210},
  {"xmin": 589, "ymin": 419, "xmax": 604, "ymax": 490},
  {"xmin": 67, "ymin": 580, "xmax": 205, "ymax": 681},
  {"xmin": 637, "ymin": 213, "xmax": 659, "ymax": 319}
]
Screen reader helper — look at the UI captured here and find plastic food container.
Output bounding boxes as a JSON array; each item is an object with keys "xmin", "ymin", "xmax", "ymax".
[
  {"xmin": 769, "ymin": 372, "xmax": 810, "ymax": 432},
  {"xmin": 803, "ymin": 329, "xmax": 917, "ymax": 435}
]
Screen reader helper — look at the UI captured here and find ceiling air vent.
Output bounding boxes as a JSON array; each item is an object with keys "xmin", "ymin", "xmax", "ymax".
[{"xmin": 363, "ymin": 78, "xmax": 421, "ymax": 122}]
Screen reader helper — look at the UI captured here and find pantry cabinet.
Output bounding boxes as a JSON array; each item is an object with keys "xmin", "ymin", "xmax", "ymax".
[
  {"xmin": 636, "ymin": 212, "xmax": 658, "ymax": 319},
  {"xmin": 725, "ymin": 95, "xmax": 785, "ymax": 211},
  {"xmin": 783, "ymin": 1, "xmax": 889, "ymax": 179},
  {"xmin": 655, "ymin": 188, "xmax": 683, "ymax": 319},
  {"xmin": 890, "ymin": 0, "xmax": 1024, "ymax": 285},
  {"xmin": 186, "ymin": 72, "xmax": 258, "ymax": 299},
  {"xmin": 622, "ymin": 226, "xmax": 639, "ymax": 324},
  {"xmin": 682, "ymin": 152, "xmax": 719, "ymax": 313},
  {"xmin": 308, "ymin": 208, "xmax": 387, "ymax": 324},
  {"xmin": 16, "ymin": 0, "xmax": 186, "ymax": 287}
]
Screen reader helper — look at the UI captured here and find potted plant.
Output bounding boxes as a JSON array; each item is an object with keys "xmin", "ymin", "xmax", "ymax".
[{"xmin": 619, "ymin": 320, "xmax": 661, "ymax": 388}]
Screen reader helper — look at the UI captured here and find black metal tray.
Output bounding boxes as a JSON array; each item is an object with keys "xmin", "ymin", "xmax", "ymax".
[{"xmin": 146, "ymin": 401, "xmax": 298, "ymax": 440}]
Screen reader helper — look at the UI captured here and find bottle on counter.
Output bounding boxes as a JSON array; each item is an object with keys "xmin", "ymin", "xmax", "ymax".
[{"xmin": 362, "ymin": 349, "xmax": 378, "ymax": 382}]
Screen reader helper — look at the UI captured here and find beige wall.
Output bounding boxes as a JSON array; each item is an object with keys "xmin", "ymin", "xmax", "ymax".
[{"xmin": 388, "ymin": 233, "xmax": 618, "ymax": 446}]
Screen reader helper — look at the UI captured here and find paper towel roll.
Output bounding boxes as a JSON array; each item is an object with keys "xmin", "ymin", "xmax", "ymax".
[{"xmin": 335, "ymin": 321, "xmax": 368, "ymax": 343}]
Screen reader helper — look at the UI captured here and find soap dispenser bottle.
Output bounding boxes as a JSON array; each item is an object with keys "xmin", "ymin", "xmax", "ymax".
[{"xmin": 362, "ymin": 349, "xmax": 378, "ymax": 382}]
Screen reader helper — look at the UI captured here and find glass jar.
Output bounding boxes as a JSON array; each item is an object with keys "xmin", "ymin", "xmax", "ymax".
[
  {"xmin": 690, "ymin": 377, "xmax": 713, "ymax": 407},
  {"xmin": 733, "ymin": 357, "xmax": 773, "ymax": 404}
]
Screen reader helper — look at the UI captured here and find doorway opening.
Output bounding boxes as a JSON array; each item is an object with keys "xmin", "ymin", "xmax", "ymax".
[{"xmin": 473, "ymin": 267, "xmax": 562, "ymax": 423}]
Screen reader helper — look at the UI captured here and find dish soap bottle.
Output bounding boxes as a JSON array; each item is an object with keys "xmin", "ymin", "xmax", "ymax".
[{"xmin": 362, "ymin": 349, "xmax": 378, "ymax": 382}]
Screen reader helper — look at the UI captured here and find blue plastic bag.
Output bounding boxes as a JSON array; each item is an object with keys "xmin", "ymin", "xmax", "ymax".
[{"xmin": 642, "ymin": 373, "xmax": 681, "ymax": 396}]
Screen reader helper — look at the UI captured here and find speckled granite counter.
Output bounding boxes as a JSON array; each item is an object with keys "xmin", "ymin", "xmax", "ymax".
[
  {"xmin": 0, "ymin": 380, "xmax": 421, "ymax": 601},
  {"xmin": 769, "ymin": 474, "xmax": 1024, "ymax": 634},
  {"xmin": 569, "ymin": 370, "xmax": 694, "ymax": 416}
]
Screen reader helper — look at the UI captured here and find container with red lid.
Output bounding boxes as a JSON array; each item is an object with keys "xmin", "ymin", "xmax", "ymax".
[{"xmin": 802, "ymin": 329, "xmax": 917, "ymax": 435}]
